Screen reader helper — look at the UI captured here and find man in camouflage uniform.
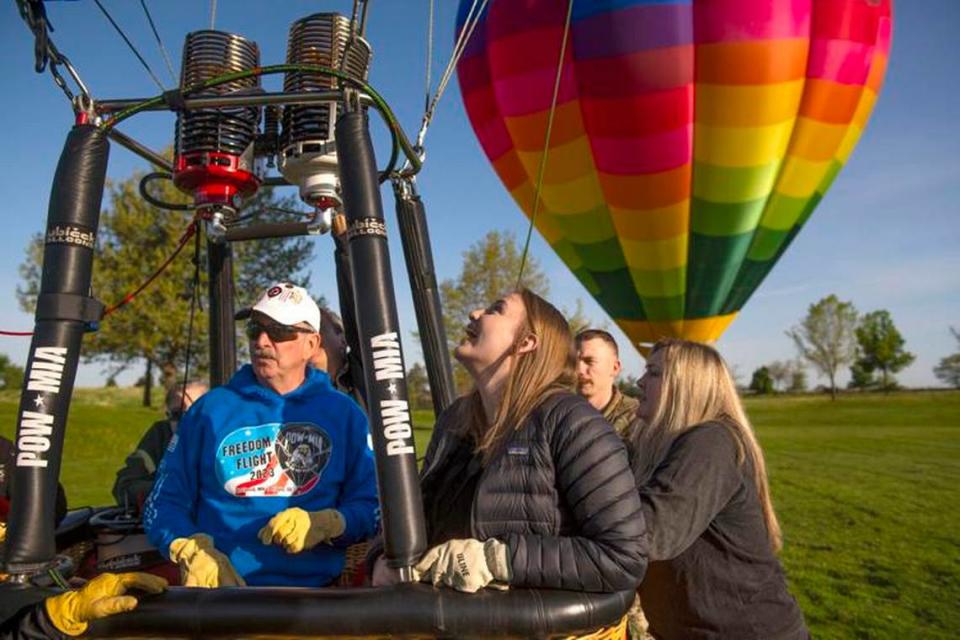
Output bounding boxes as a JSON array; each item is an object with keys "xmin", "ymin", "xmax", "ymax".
[
  {"xmin": 575, "ymin": 329, "xmax": 649, "ymax": 640},
  {"xmin": 575, "ymin": 329, "xmax": 639, "ymax": 436},
  {"xmin": 112, "ymin": 381, "xmax": 208, "ymax": 512}
]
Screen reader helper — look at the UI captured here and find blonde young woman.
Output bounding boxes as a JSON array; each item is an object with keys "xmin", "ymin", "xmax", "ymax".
[
  {"xmin": 630, "ymin": 339, "xmax": 808, "ymax": 640},
  {"xmin": 373, "ymin": 289, "xmax": 647, "ymax": 594}
]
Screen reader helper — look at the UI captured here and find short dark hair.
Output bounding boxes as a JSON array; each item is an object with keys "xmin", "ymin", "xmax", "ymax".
[
  {"xmin": 165, "ymin": 380, "xmax": 206, "ymax": 414},
  {"xmin": 575, "ymin": 329, "xmax": 619, "ymax": 357},
  {"xmin": 319, "ymin": 307, "xmax": 344, "ymax": 335}
]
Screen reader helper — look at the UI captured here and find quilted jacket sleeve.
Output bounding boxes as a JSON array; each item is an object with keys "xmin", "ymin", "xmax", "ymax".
[{"xmin": 504, "ymin": 396, "xmax": 648, "ymax": 592}]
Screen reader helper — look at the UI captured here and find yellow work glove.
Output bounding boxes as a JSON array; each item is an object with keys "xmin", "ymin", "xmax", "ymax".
[
  {"xmin": 258, "ymin": 507, "xmax": 345, "ymax": 553},
  {"xmin": 44, "ymin": 572, "xmax": 167, "ymax": 637},
  {"xmin": 168, "ymin": 533, "xmax": 246, "ymax": 588},
  {"xmin": 414, "ymin": 538, "xmax": 512, "ymax": 593}
]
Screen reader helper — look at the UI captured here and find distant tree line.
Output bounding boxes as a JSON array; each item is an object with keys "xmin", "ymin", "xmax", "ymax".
[{"xmin": 741, "ymin": 294, "xmax": 960, "ymax": 400}]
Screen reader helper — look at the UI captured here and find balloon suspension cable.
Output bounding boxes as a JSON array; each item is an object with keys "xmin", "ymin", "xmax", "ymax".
[
  {"xmin": 179, "ymin": 226, "xmax": 203, "ymax": 411},
  {"xmin": 103, "ymin": 219, "xmax": 199, "ymax": 316},
  {"xmin": 341, "ymin": 1, "xmax": 368, "ymax": 77},
  {"xmin": 359, "ymin": 0, "xmax": 371, "ymax": 36},
  {"xmin": 16, "ymin": 0, "xmax": 93, "ymax": 109},
  {"xmin": 423, "ymin": 0, "xmax": 435, "ymax": 116},
  {"xmin": 93, "ymin": 0, "xmax": 167, "ymax": 92},
  {"xmin": 411, "ymin": 0, "xmax": 489, "ymax": 160},
  {"xmin": 139, "ymin": 0, "xmax": 178, "ymax": 86},
  {"xmin": 516, "ymin": 0, "xmax": 574, "ymax": 287},
  {"xmin": 101, "ymin": 64, "xmax": 422, "ymax": 181}
]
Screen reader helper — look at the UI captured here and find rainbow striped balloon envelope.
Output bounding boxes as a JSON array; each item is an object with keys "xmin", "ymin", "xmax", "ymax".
[{"xmin": 456, "ymin": 0, "xmax": 892, "ymax": 345}]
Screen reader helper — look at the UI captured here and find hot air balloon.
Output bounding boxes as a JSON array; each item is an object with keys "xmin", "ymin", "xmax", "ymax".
[{"xmin": 456, "ymin": 0, "xmax": 892, "ymax": 345}]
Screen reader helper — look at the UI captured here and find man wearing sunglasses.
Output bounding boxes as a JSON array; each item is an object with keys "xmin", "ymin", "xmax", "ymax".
[{"xmin": 144, "ymin": 282, "xmax": 378, "ymax": 588}]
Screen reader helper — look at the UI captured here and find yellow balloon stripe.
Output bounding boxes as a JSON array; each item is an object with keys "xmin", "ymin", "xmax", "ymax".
[
  {"xmin": 620, "ymin": 234, "xmax": 686, "ymax": 271},
  {"xmin": 695, "ymin": 81, "xmax": 804, "ymax": 127},
  {"xmin": 617, "ymin": 313, "xmax": 738, "ymax": 346},
  {"xmin": 609, "ymin": 202, "xmax": 690, "ymax": 242},
  {"xmin": 694, "ymin": 121, "xmax": 796, "ymax": 167}
]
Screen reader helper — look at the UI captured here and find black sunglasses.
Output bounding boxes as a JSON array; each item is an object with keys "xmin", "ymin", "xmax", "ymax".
[{"xmin": 246, "ymin": 321, "xmax": 314, "ymax": 343}]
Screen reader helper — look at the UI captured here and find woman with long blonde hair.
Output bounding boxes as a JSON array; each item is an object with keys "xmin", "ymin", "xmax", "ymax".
[
  {"xmin": 630, "ymin": 338, "xmax": 808, "ymax": 640},
  {"xmin": 372, "ymin": 289, "xmax": 647, "ymax": 595}
]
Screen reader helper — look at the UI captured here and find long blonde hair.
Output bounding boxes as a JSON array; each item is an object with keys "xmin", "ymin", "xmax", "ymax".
[
  {"xmin": 459, "ymin": 289, "xmax": 576, "ymax": 463},
  {"xmin": 630, "ymin": 339, "xmax": 783, "ymax": 552}
]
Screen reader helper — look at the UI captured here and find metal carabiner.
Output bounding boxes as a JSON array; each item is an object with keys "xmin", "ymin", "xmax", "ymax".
[{"xmin": 58, "ymin": 54, "xmax": 92, "ymax": 102}]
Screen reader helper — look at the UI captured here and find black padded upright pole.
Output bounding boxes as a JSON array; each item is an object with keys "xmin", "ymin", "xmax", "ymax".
[
  {"xmin": 207, "ymin": 240, "xmax": 236, "ymax": 387},
  {"xmin": 4, "ymin": 125, "xmax": 109, "ymax": 574},
  {"xmin": 333, "ymin": 232, "xmax": 368, "ymax": 411},
  {"xmin": 393, "ymin": 182, "xmax": 456, "ymax": 416},
  {"xmin": 335, "ymin": 110, "xmax": 426, "ymax": 572}
]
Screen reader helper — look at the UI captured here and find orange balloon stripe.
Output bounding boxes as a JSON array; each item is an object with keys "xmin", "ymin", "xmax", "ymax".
[
  {"xmin": 504, "ymin": 101, "xmax": 588, "ymax": 151},
  {"xmin": 797, "ymin": 79, "xmax": 866, "ymax": 124},
  {"xmin": 695, "ymin": 40, "xmax": 808, "ymax": 85}
]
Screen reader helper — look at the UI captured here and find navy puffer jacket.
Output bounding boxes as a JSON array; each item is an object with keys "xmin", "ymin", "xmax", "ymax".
[{"xmin": 421, "ymin": 391, "xmax": 648, "ymax": 592}]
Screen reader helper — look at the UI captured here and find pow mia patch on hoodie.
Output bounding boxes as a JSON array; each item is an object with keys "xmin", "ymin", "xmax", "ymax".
[{"xmin": 216, "ymin": 422, "xmax": 332, "ymax": 497}]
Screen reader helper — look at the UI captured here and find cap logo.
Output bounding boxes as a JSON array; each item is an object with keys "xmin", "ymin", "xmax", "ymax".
[{"xmin": 267, "ymin": 286, "xmax": 282, "ymax": 298}]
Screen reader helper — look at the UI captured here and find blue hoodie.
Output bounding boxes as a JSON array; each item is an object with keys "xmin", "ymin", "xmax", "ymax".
[{"xmin": 144, "ymin": 365, "xmax": 378, "ymax": 587}]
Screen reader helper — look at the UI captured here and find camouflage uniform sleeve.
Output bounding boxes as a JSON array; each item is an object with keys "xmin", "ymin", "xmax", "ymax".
[{"xmin": 111, "ymin": 420, "xmax": 172, "ymax": 511}]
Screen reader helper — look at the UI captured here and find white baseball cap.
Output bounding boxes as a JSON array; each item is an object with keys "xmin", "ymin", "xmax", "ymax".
[{"xmin": 244, "ymin": 282, "xmax": 321, "ymax": 332}]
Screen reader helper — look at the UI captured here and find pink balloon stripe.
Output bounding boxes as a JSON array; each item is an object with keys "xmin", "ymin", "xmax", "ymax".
[
  {"xmin": 590, "ymin": 125, "xmax": 693, "ymax": 175},
  {"xmin": 694, "ymin": 0, "xmax": 810, "ymax": 44}
]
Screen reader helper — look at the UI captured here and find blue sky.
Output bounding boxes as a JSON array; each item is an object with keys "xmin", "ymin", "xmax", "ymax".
[{"xmin": 1, "ymin": 1, "xmax": 957, "ymax": 389}]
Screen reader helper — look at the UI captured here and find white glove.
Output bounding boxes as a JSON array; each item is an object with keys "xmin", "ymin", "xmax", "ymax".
[{"xmin": 414, "ymin": 538, "xmax": 511, "ymax": 593}]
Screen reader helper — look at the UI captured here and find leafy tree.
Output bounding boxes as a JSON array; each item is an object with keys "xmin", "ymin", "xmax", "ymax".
[
  {"xmin": 787, "ymin": 295, "xmax": 858, "ymax": 400},
  {"xmin": 853, "ymin": 310, "xmax": 915, "ymax": 391},
  {"xmin": 618, "ymin": 374, "xmax": 642, "ymax": 399},
  {"xmin": 439, "ymin": 230, "xmax": 548, "ymax": 391},
  {"xmin": 749, "ymin": 366, "xmax": 774, "ymax": 395},
  {"xmin": 564, "ymin": 298, "xmax": 601, "ymax": 336},
  {"xmin": 934, "ymin": 354, "xmax": 960, "ymax": 389},
  {"xmin": 787, "ymin": 363, "xmax": 808, "ymax": 393},
  {"xmin": 405, "ymin": 362, "xmax": 432, "ymax": 411},
  {"xmin": 18, "ymin": 170, "xmax": 314, "ymax": 405},
  {"xmin": 0, "ymin": 354, "xmax": 25, "ymax": 391},
  {"xmin": 933, "ymin": 327, "xmax": 960, "ymax": 389},
  {"xmin": 848, "ymin": 361, "xmax": 877, "ymax": 391},
  {"xmin": 767, "ymin": 360, "xmax": 791, "ymax": 392}
]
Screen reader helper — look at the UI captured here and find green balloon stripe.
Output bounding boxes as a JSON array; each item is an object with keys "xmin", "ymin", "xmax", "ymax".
[
  {"xmin": 690, "ymin": 196, "xmax": 768, "ymax": 236},
  {"xmin": 628, "ymin": 265, "xmax": 685, "ymax": 298},
  {"xmin": 685, "ymin": 232, "xmax": 753, "ymax": 318},
  {"xmin": 637, "ymin": 294, "xmax": 685, "ymax": 323},
  {"xmin": 589, "ymin": 268, "xmax": 647, "ymax": 319},
  {"xmin": 551, "ymin": 205, "xmax": 618, "ymax": 245}
]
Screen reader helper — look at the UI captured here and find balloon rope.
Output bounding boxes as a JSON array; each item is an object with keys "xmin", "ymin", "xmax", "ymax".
[
  {"xmin": 139, "ymin": 0, "xmax": 177, "ymax": 86},
  {"xmin": 517, "ymin": 0, "xmax": 575, "ymax": 288},
  {"xmin": 424, "ymin": 0, "xmax": 435, "ymax": 115},
  {"xmin": 93, "ymin": 0, "xmax": 167, "ymax": 91},
  {"xmin": 414, "ymin": 0, "xmax": 489, "ymax": 154}
]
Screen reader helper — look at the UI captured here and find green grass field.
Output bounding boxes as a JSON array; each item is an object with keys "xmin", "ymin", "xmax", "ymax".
[{"xmin": 2, "ymin": 389, "xmax": 958, "ymax": 639}]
